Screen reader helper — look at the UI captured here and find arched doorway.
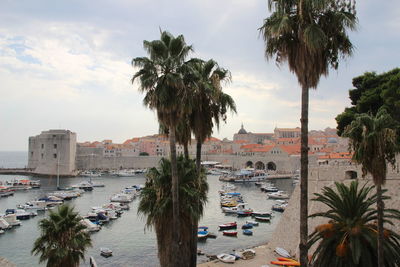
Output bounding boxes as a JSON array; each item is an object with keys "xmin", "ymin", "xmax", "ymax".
[
  {"xmin": 267, "ymin": 161, "xmax": 276, "ymax": 171},
  {"xmin": 245, "ymin": 161, "xmax": 253, "ymax": 168},
  {"xmin": 255, "ymin": 161, "xmax": 265, "ymax": 170},
  {"xmin": 345, "ymin": 170, "xmax": 357, "ymax": 179}
]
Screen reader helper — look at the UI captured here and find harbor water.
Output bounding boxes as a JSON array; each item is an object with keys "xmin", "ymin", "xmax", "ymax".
[{"xmin": 0, "ymin": 152, "xmax": 294, "ymax": 267}]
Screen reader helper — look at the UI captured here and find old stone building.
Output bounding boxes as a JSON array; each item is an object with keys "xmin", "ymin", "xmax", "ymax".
[{"xmin": 28, "ymin": 130, "xmax": 77, "ymax": 176}]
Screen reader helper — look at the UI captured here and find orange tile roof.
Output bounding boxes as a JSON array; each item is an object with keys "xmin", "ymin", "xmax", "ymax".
[
  {"xmin": 234, "ymin": 140, "xmax": 248, "ymax": 144},
  {"xmin": 205, "ymin": 137, "xmax": 221, "ymax": 143},
  {"xmin": 279, "ymin": 144, "xmax": 301, "ymax": 155},
  {"xmin": 250, "ymin": 145, "xmax": 275, "ymax": 153}
]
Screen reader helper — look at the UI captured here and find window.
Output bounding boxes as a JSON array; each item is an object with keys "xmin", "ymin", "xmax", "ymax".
[
  {"xmin": 41, "ymin": 153, "xmax": 44, "ymax": 159},
  {"xmin": 53, "ymin": 154, "xmax": 57, "ymax": 159},
  {"xmin": 31, "ymin": 151, "xmax": 33, "ymax": 156},
  {"xmin": 52, "ymin": 135, "xmax": 56, "ymax": 138},
  {"xmin": 54, "ymin": 144, "xmax": 57, "ymax": 149},
  {"xmin": 41, "ymin": 144, "xmax": 44, "ymax": 149}
]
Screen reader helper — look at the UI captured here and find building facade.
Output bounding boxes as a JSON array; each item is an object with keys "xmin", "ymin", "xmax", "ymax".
[{"xmin": 28, "ymin": 130, "xmax": 77, "ymax": 176}]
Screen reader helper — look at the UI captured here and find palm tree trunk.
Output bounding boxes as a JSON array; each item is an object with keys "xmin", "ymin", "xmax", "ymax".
[
  {"xmin": 169, "ymin": 124, "xmax": 181, "ymax": 267},
  {"xmin": 184, "ymin": 143, "xmax": 189, "ymax": 159},
  {"xmin": 196, "ymin": 139, "xmax": 202, "ymax": 173},
  {"xmin": 299, "ymin": 85, "xmax": 309, "ymax": 267},
  {"xmin": 377, "ymin": 184, "xmax": 385, "ymax": 267}
]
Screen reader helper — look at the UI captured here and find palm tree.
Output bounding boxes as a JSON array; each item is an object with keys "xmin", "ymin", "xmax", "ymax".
[
  {"xmin": 132, "ymin": 31, "xmax": 193, "ymax": 266},
  {"xmin": 32, "ymin": 205, "xmax": 91, "ymax": 267},
  {"xmin": 138, "ymin": 156, "xmax": 208, "ymax": 267},
  {"xmin": 184, "ymin": 58, "xmax": 236, "ymax": 172},
  {"xmin": 343, "ymin": 109, "xmax": 399, "ymax": 266},
  {"xmin": 259, "ymin": 1, "xmax": 357, "ymax": 264},
  {"xmin": 308, "ymin": 181, "xmax": 400, "ymax": 267}
]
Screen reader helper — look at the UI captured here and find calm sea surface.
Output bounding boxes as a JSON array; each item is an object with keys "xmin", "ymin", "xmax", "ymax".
[{"xmin": 0, "ymin": 152, "xmax": 295, "ymax": 267}]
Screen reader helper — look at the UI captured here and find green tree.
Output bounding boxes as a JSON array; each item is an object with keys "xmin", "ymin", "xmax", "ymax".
[
  {"xmin": 308, "ymin": 181, "xmax": 400, "ymax": 267},
  {"xmin": 184, "ymin": 58, "xmax": 236, "ymax": 172},
  {"xmin": 259, "ymin": 1, "xmax": 357, "ymax": 265},
  {"xmin": 343, "ymin": 109, "xmax": 399, "ymax": 266},
  {"xmin": 138, "ymin": 156, "xmax": 208, "ymax": 267},
  {"xmin": 32, "ymin": 205, "xmax": 92, "ymax": 267},
  {"xmin": 336, "ymin": 68, "xmax": 400, "ymax": 139},
  {"xmin": 132, "ymin": 31, "xmax": 192, "ymax": 266}
]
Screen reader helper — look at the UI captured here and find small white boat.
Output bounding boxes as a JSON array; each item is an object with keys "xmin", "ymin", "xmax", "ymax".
[
  {"xmin": 275, "ymin": 247, "xmax": 291, "ymax": 258},
  {"xmin": 217, "ymin": 253, "xmax": 236, "ymax": 263},
  {"xmin": 0, "ymin": 229, "xmax": 4, "ymax": 234},
  {"xmin": 3, "ymin": 214, "xmax": 21, "ymax": 227},
  {"xmin": 0, "ymin": 218, "xmax": 11, "ymax": 230},
  {"xmin": 267, "ymin": 191, "xmax": 289, "ymax": 199},
  {"xmin": 100, "ymin": 247, "xmax": 113, "ymax": 257},
  {"xmin": 110, "ymin": 193, "xmax": 133, "ymax": 203},
  {"xmin": 81, "ymin": 219, "xmax": 101, "ymax": 232}
]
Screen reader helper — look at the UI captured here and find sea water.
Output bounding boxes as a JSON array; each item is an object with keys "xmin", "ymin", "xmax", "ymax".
[{"xmin": 0, "ymin": 152, "xmax": 294, "ymax": 267}]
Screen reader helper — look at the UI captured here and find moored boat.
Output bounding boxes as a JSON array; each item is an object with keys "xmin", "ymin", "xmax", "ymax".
[
  {"xmin": 255, "ymin": 216, "xmax": 271, "ymax": 222},
  {"xmin": 267, "ymin": 191, "xmax": 289, "ymax": 199},
  {"xmin": 251, "ymin": 211, "xmax": 272, "ymax": 217},
  {"xmin": 241, "ymin": 223, "xmax": 253, "ymax": 229},
  {"xmin": 243, "ymin": 229, "xmax": 253, "ymax": 235},
  {"xmin": 100, "ymin": 247, "xmax": 113, "ymax": 257},
  {"xmin": 217, "ymin": 253, "xmax": 236, "ymax": 263},
  {"xmin": 219, "ymin": 222, "xmax": 237, "ymax": 230},
  {"xmin": 197, "ymin": 230, "xmax": 209, "ymax": 240},
  {"xmin": 246, "ymin": 220, "xmax": 259, "ymax": 226},
  {"xmin": 222, "ymin": 230, "xmax": 238, "ymax": 236}
]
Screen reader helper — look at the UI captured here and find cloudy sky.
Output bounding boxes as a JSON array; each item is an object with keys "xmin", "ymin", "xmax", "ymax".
[{"xmin": 1, "ymin": 0, "xmax": 399, "ymax": 151}]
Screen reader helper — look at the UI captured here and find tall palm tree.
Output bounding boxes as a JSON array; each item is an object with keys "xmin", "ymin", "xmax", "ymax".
[
  {"xmin": 184, "ymin": 58, "xmax": 236, "ymax": 172},
  {"xmin": 32, "ymin": 205, "xmax": 92, "ymax": 267},
  {"xmin": 138, "ymin": 156, "xmax": 208, "ymax": 267},
  {"xmin": 343, "ymin": 109, "xmax": 399, "ymax": 266},
  {"xmin": 259, "ymin": 1, "xmax": 357, "ymax": 265},
  {"xmin": 132, "ymin": 31, "xmax": 192, "ymax": 266},
  {"xmin": 308, "ymin": 181, "xmax": 400, "ymax": 267}
]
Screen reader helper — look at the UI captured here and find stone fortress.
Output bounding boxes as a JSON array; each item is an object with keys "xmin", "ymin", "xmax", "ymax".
[{"xmin": 27, "ymin": 125, "xmax": 351, "ymax": 176}]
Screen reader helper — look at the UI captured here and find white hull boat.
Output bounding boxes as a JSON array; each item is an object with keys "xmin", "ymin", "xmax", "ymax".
[{"xmin": 217, "ymin": 253, "xmax": 236, "ymax": 263}]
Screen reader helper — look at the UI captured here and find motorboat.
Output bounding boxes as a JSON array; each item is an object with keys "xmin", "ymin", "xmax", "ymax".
[
  {"xmin": 218, "ymin": 222, "xmax": 237, "ymax": 230},
  {"xmin": 219, "ymin": 169, "xmax": 267, "ymax": 183},
  {"xmin": 222, "ymin": 230, "xmax": 238, "ymax": 236},
  {"xmin": 198, "ymin": 226, "xmax": 208, "ymax": 231},
  {"xmin": 80, "ymin": 171, "xmax": 102, "ymax": 177},
  {"xmin": 39, "ymin": 196, "xmax": 64, "ymax": 206},
  {"xmin": 267, "ymin": 191, "xmax": 290, "ymax": 199},
  {"xmin": 0, "ymin": 218, "xmax": 11, "ymax": 230},
  {"xmin": 272, "ymin": 203, "xmax": 287, "ymax": 212},
  {"xmin": 243, "ymin": 229, "xmax": 253, "ymax": 235},
  {"xmin": 222, "ymin": 203, "xmax": 253, "ymax": 214},
  {"xmin": 6, "ymin": 209, "xmax": 36, "ymax": 220},
  {"xmin": 17, "ymin": 200, "xmax": 47, "ymax": 211},
  {"xmin": 110, "ymin": 193, "xmax": 133, "ymax": 203},
  {"xmin": 72, "ymin": 182, "xmax": 93, "ymax": 191},
  {"xmin": 262, "ymin": 186, "xmax": 279, "ymax": 192},
  {"xmin": 100, "ymin": 247, "xmax": 113, "ymax": 257},
  {"xmin": 116, "ymin": 169, "xmax": 136, "ymax": 177},
  {"xmin": 81, "ymin": 219, "xmax": 101, "ymax": 232},
  {"xmin": 0, "ymin": 186, "xmax": 14, "ymax": 197},
  {"xmin": 217, "ymin": 253, "xmax": 236, "ymax": 263},
  {"xmin": 3, "ymin": 213, "xmax": 21, "ymax": 227}
]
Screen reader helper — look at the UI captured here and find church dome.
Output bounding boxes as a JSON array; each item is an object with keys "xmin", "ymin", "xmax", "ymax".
[{"xmin": 238, "ymin": 124, "xmax": 247, "ymax": 134}]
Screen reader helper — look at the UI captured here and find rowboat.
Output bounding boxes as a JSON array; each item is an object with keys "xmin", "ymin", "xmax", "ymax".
[
  {"xmin": 251, "ymin": 211, "xmax": 272, "ymax": 217},
  {"xmin": 222, "ymin": 230, "xmax": 238, "ymax": 236},
  {"xmin": 243, "ymin": 229, "xmax": 253, "ymax": 235},
  {"xmin": 197, "ymin": 230, "xmax": 209, "ymax": 240},
  {"xmin": 100, "ymin": 247, "xmax": 112, "ymax": 257},
  {"xmin": 241, "ymin": 223, "xmax": 253, "ymax": 229},
  {"xmin": 217, "ymin": 253, "xmax": 236, "ymax": 263},
  {"xmin": 246, "ymin": 220, "xmax": 259, "ymax": 226},
  {"xmin": 219, "ymin": 222, "xmax": 237, "ymax": 230},
  {"xmin": 255, "ymin": 216, "xmax": 271, "ymax": 222}
]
